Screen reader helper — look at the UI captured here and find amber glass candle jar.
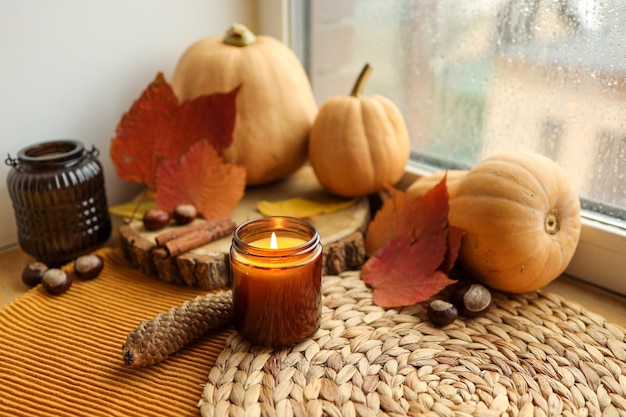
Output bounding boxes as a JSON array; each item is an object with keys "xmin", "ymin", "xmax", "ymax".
[
  {"xmin": 5, "ymin": 140, "xmax": 111, "ymax": 266},
  {"xmin": 230, "ymin": 216, "xmax": 323, "ymax": 347}
]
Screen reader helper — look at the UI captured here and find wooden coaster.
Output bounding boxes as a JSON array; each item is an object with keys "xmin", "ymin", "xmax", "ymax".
[{"xmin": 119, "ymin": 166, "xmax": 370, "ymax": 289}]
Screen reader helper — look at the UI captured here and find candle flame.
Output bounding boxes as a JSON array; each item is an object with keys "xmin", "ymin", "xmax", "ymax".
[{"xmin": 270, "ymin": 232, "xmax": 278, "ymax": 249}]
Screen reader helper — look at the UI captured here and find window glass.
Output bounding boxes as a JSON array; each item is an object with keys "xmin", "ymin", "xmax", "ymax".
[{"xmin": 306, "ymin": 0, "xmax": 626, "ymax": 222}]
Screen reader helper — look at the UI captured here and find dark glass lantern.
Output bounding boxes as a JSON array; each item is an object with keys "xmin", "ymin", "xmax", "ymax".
[{"xmin": 6, "ymin": 140, "xmax": 112, "ymax": 266}]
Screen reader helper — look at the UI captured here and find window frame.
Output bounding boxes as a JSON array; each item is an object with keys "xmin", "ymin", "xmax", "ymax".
[{"xmin": 280, "ymin": 0, "xmax": 626, "ymax": 296}]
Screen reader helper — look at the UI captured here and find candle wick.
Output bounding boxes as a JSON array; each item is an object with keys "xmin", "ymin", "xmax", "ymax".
[{"xmin": 270, "ymin": 232, "xmax": 278, "ymax": 250}]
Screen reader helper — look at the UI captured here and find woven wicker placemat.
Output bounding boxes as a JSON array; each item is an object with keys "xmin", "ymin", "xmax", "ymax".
[{"xmin": 199, "ymin": 271, "xmax": 626, "ymax": 417}]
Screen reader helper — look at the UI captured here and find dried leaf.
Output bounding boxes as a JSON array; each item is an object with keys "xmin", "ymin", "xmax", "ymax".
[
  {"xmin": 361, "ymin": 234, "xmax": 456, "ymax": 307},
  {"xmin": 365, "ymin": 182, "xmax": 448, "ymax": 256},
  {"xmin": 155, "ymin": 139, "xmax": 246, "ymax": 220},
  {"xmin": 110, "ymin": 72, "xmax": 239, "ymax": 185},
  {"xmin": 360, "ymin": 174, "xmax": 463, "ymax": 307},
  {"xmin": 257, "ymin": 197, "xmax": 358, "ymax": 218},
  {"xmin": 441, "ymin": 226, "xmax": 464, "ymax": 273},
  {"xmin": 108, "ymin": 198, "xmax": 158, "ymax": 220}
]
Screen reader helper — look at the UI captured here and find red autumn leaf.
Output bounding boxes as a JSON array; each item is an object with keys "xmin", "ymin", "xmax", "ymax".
[
  {"xmin": 110, "ymin": 72, "xmax": 239, "ymax": 185},
  {"xmin": 440, "ymin": 226, "xmax": 464, "ymax": 273},
  {"xmin": 360, "ymin": 174, "xmax": 463, "ymax": 307},
  {"xmin": 155, "ymin": 139, "xmax": 246, "ymax": 220},
  {"xmin": 364, "ymin": 181, "xmax": 449, "ymax": 256},
  {"xmin": 361, "ymin": 233, "xmax": 456, "ymax": 307}
]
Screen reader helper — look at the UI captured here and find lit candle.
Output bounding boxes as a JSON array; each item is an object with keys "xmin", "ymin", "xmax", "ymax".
[
  {"xmin": 249, "ymin": 232, "xmax": 307, "ymax": 250},
  {"xmin": 230, "ymin": 216, "xmax": 323, "ymax": 347}
]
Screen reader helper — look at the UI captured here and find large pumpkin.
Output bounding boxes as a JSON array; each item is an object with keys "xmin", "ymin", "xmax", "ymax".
[
  {"xmin": 449, "ymin": 152, "xmax": 581, "ymax": 293},
  {"xmin": 171, "ymin": 23, "xmax": 317, "ymax": 185},
  {"xmin": 308, "ymin": 64, "xmax": 410, "ymax": 197}
]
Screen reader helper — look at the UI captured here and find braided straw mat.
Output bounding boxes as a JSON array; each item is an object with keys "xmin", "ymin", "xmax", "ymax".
[
  {"xmin": 1, "ymin": 248, "xmax": 625, "ymax": 417},
  {"xmin": 199, "ymin": 276, "xmax": 626, "ymax": 417}
]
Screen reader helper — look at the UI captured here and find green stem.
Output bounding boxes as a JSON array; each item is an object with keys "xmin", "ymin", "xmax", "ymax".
[
  {"xmin": 223, "ymin": 23, "xmax": 256, "ymax": 47},
  {"xmin": 349, "ymin": 63, "xmax": 373, "ymax": 97}
]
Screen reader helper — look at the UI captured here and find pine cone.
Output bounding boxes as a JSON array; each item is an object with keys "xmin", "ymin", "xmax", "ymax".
[{"xmin": 123, "ymin": 290, "xmax": 232, "ymax": 368}]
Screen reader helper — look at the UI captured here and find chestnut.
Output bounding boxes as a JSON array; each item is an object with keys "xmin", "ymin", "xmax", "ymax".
[
  {"xmin": 173, "ymin": 204, "xmax": 198, "ymax": 225},
  {"xmin": 22, "ymin": 261, "xmax": 49, "ymax": 287},
  {"xmin": 453, "ymin": 283, "xmax": 492, "ymax": 318},
  {"xmin": 427, "ymin": 299, "xmax": 458, "ymax": 326},
  {"xmin": 142, "ymin": 208, "xmax": 172, "ymax": 231},
  {"xmin": 74, "ymin": 254, "xmax": 104, "ymax": 280},
  {"xmin": 42, "ymin": 268, "xmax": 72, "ymax": 295}
]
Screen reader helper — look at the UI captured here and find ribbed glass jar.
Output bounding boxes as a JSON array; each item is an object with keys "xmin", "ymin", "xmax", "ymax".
[
  {"xmin": 6, "ymin": 140, "xmax": 112, "ymax": 266},
  {"xmin": 230, "ymin": 216, "xmax": 323, "ymax": 347}
]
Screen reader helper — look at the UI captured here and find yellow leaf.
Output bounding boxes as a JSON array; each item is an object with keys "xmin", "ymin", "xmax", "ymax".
[
  {"xmin": 257, "ymin": 197, "xmax": 358, "ymax": 218},
  {"xmin": 108, "ymin": 190, "xmax": 157, "ymax": 219}
]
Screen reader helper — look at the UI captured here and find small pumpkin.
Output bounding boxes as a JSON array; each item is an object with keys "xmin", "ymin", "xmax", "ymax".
[
  {"xmin": 448, "ymin": 152, "xmax": 581, "ymax": 293},
  {"xmin": 308, "ymin": 63, "xmax": 410, "ymax": 197},
  {"xmin": 406, "ymin": 169, "xmax": 468, "ymax": 199},
  {"xmin": 171, "ymin": 23, "xmax": 317, "ymax": 185}
]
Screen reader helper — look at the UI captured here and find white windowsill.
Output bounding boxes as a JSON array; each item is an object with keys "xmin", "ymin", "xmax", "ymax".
[{"xmin": 566, "ymin": 215, "xmax": 626, "ymax": 296}]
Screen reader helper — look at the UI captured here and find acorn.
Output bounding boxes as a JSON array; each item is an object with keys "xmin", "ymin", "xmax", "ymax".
[
  {"xmin": 42, "ymin": 268, "xmax": 73, "ymax": 295},
  {"xmin": 22, "ymin": 261, "xmax": 48, "ymax": 287},
  {"xmin": 427, "ymin": 299, "xmax": 458, "ymax": 326},
  {"xmin": 173, "ymin": 204, "xmax": 198, "ymax": 225},
  {"xmin": 452, "ymin": 283, "xmax": 492, "ymax": 318},
  {"xmin": 74, "ymin": 254, "xmax": 104, "ymax": 280},
  {"xmin": 142, "ymin": 209, "xmax": 172, "ymax": 231}
]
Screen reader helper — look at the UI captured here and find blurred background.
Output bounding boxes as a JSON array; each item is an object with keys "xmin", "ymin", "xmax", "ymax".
[
  {"xmin": 306, "ymin": 0, "xmax": 626, "ymax": 221},
  {"xmin": 2, "ymin": 0, "xmax": 625, "ymax": 250}
]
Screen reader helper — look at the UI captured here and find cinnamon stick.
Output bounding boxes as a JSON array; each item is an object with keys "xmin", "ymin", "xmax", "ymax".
[
  {"xmin": 154, "ymin": 220, "xmax": 227, "ymax": 246},
  {"xmin": 163, "ymin": 218, "xmax": 236, "ymax": 257}
]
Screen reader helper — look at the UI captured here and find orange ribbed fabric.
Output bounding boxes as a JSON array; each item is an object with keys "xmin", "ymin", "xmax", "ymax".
[{"xmin": 0, "ymin": 248, "xmax": 233, "ymax": 417}]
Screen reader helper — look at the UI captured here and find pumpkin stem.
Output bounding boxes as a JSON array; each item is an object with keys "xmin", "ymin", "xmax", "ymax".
[
  {"xmin": 349, "ymin": 63, "xmax": 373, "ymax": 97},
  {"xmin": 544, "ymin": 209, "xmax": 560, "ymax": 234},
  {"xmin": 224, "ymin": 23, "xmax": 256, "ymax": 47}
]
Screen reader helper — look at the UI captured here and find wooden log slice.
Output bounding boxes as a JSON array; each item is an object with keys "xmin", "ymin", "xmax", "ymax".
[{"xmin": 119, "ymin": 166, "xmax": 370, "ymax": 289}]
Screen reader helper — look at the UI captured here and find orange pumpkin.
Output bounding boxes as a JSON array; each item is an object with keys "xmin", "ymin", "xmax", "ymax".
[
  {"xmin": 448, "ymin": 152, "xmax": 581, "ymax": 293},
  {"xmin": 406, "ymin": 169, "xmax": 468, "ymax": 199},
  {"xmin": 171, "ymin": 23, "xmax": 317, "ymax": 185},
  {"xmin": 308, "ymin": 64, "xmax": 410, "ymax": 197}
]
